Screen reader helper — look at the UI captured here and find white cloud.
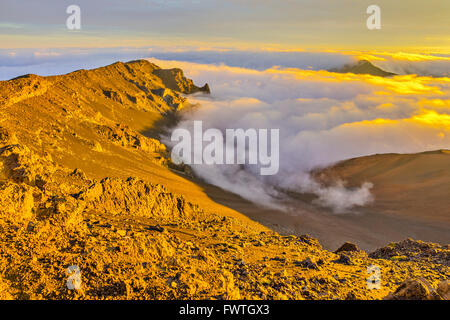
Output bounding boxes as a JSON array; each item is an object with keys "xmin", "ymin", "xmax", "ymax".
[{"xmin": 154, "ymin": 58, "xmax": 450, "ymax": 212}]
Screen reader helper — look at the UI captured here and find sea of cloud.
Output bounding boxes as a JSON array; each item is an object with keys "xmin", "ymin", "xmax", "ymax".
[{"xmin": 152, "ymin": 58, "xmax": 450, "ymax": 212}]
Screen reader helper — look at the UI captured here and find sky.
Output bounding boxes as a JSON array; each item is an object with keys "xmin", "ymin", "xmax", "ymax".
[
  {"xmin": 1, "ymin": 0, "xmax": 449, "ymax": 80},
  {"xmin": 0, "ymin": 0, "xmax": 449, "ymax": 51}
]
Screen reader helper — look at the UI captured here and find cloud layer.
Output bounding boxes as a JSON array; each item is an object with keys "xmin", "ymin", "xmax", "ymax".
[{"xmin": 154, "ymin": 58, "xmax": 450, "ymax": 212}]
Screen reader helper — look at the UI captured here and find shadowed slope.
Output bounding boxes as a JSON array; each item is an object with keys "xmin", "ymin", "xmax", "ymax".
[{"xmin": 0, "ymin": 60, "xmax": 448, "ymax": 300}]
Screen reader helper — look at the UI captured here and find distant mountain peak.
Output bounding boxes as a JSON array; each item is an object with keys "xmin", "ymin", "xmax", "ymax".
[{"xmin": 329, "ymin": 59, "xmax": 396, "ymax": 77}]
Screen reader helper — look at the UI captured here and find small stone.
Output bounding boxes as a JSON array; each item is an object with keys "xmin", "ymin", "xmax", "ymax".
[
  {"xmin": 436, "ymin": 280, "xmax": 450, "ymax": 300},
  {"xmin": 270, "ymin": 256, "xmax": 286, "ymax": 263},
  {"xmin": 100, "ymin": 223, "xmax": 112, "ymax": 228},
  {"xmin": 107, "ymin": 246, "xmax": 121, "ymax": 252},
  {"xmin": 26, "ymin": 221, "xmax": 37, "ymax": 232},
  {"xmin": 235, "ymin": 259, "xmax": 245, "ymax": 267},
  {"xmin": 346, "ymin": 291, "xmax": 357, "ymax": 300}
]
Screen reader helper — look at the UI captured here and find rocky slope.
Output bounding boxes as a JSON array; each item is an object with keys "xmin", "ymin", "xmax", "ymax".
[{"xmin": 0, "ymin": 60, "xmax": 448, "ymax": 300}]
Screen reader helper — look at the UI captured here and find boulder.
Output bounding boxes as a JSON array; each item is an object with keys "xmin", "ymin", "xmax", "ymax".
[{"xmin": 333, "ymin": 253, "xmax": 352, "ymax": 265}]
